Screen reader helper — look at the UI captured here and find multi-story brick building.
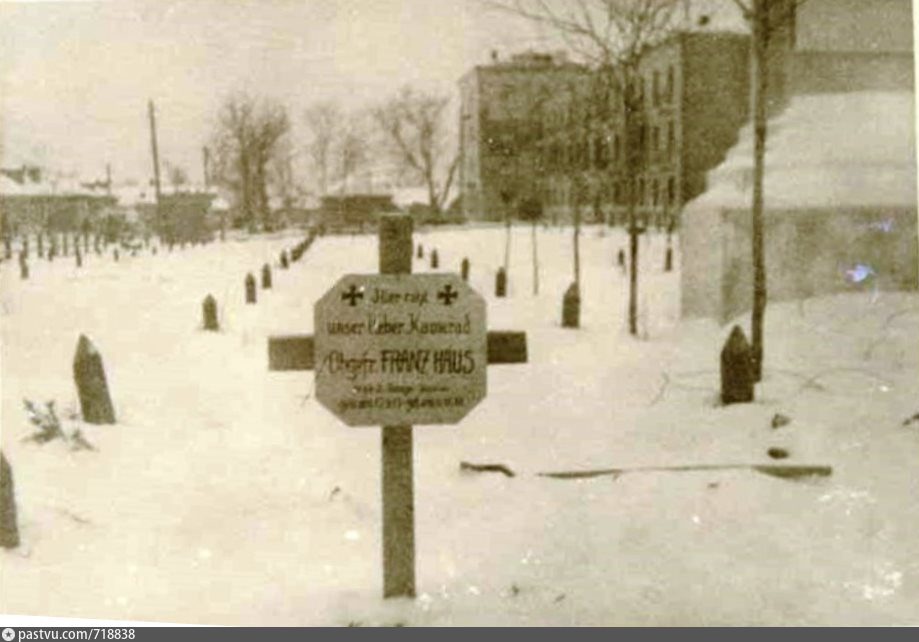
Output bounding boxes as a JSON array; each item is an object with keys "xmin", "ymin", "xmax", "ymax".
[
  {"xmin": 540, "ymin": 30, "xmax": 750, "ymax": 228},
  {"xmin": 458, "ymin": 23, "xmax": 751, "ymax": 227},
  {"xmin": 458, "ymin": 51, "xmax": 589, "ymax": 221}
]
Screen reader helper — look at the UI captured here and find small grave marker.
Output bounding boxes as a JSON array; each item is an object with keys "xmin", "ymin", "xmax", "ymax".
[
  {"xmin": 721, "ymin": 325, "xmax": 754, "ymax": 404},
  {"xmin": 262, "ymin": 264, "xmax": 272, "ymax": 289},
  {"xmin": 75, "ymin": 246, "xmax": 82, "ymax": 268},
  {"xmin": 203, "ymin": 295, "xmax": 219, "ymax": 331},
  {"xmin": 461, "ymin": 257, "xmax": 470, "ymax": 281},
  {"xmin": 664, "ymin": 246, "xmax": 673, "ymax": 272},
  {"xmin": 245, "ymin": 273, "xmax": 257, "ymax": 304},
  {"xmin": 280, "ymin": 250, "xmax": 289, "ymax": 269},
  {"xmin": 73, "ymin": 335, "xmax": 116, "ymax": 424},
  {"xmin": 0, "ymin": 452, "xmax": 19, "ymax": 549},
  {"xmin": 430, "ymin": 249, "xmax": 439, "ymax": 269},
  {"xmin": 562, "ymin": 282, "xmax": 580, "ymax": 328},
  {"xmin": 495, "ymin": 267, "xmax": 507, "ymax": 297},
  {"xmin": 19, "ymin": 253, "xmax": 28, "ymax": 280},
  {"xmin": 416, "ymin": 244, "xmax": 423, "ymax": 259}
]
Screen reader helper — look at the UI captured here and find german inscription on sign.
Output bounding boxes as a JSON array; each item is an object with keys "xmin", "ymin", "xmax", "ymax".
[{"xmin": 314, "ymin": 273, "xmax": 487, "ymax": 426}]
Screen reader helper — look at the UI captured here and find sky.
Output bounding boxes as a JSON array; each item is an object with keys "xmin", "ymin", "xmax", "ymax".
[{"xmin": 0, "ymin": 0, "xmax": 560, "ymax": 183}]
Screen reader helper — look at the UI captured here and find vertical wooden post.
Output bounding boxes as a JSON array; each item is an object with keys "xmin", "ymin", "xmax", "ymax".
[
  {"xmin": 378, "ymin": 214, "xmax": 415, "ymax": 599},
  {"xmin": 148, "ymin": 100, "xmax": 164, "ymax": 243}
]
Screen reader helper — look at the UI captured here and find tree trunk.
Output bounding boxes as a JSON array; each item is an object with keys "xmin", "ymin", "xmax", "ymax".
[
  {"xmin": 531, "ymin": 219, "xmax": 540, "ymax": 295},
  {"xmin": 503, "ymin": 206, "xmax": 512, "ymax": 274},
  {"xmin": 750, "ymin": 0, "xmax": 769, "ymax": 382},
  {"xmin": 573, "ymin": 187, "xmax": 581, "ymax": 287},
  {"xmin": 625, "ymin": 93, "xmax": 640, "ymax": 337}
]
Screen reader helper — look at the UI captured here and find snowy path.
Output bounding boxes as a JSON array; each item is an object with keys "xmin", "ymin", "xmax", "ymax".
[{"xmin": 2, "ymin": 226, "xmax": 918, "ymax": 625}]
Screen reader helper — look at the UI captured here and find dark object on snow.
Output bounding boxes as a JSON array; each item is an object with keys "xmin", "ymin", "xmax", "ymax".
[
  {"xmin": 617, "ymin": 248, "xmax": 625, "ymax": 267},
  {"xmin": 664, "ymin": 246, "xmax": 673, "ymax": 272},
  {"xmin": 23, "ymin": 399, "xmax": 64, "ymax": 444},
  {"xmin": 262, "ymin": 263, "xmax": 272, "ymax": 289},
  {"xmin": 19, "ymin": 253, "xmax": 28, "ymax": 280},
  {"xmin": 538, "ymin": 463, "xmax": 831, "ymax": 481},
  {"xmin": 495, "ymin": 267, "xmax": 507, "ymax": 298},
  {"xmin": 460, "ymin": 461, "xmax": 515, "ymax": 478},
  {"xmin": 1, "ymin": 452, "xmax": 20, "ymax": 549},
  {"xmin": 73, "ymin": 334, "xmax": 116, "ymax": 424},
  {"xmin": 902, "ymin": 412, "xmax": 919, "ymax": 427},
  {"xmin": 245, "ymin": 273, "xmax": 257, "ymax": 304},
  {"xmin": 416, "ymin": 244, "xmax": 423, "ymax": 259},
  {"xmin": 75, "ymin": 247, "xmax": 82, "ymax": 268},
  {"xmin": 771, "ymin": 413, "xmax": 791, "ymax": 429},
  {"xmin": 280, "ymin": 250, "xmax": 289, "ymax": 269},
  {"xmin": 461, "ymin": 257, "xmax": 470, "ymax": 281},
  {"xmin": 430, "ymin": 249, "xmax": 439, "ymax": 269},
  {"xmin": 721, "ymin": 325, "xmax": 754, "ymax": 405},
  {"xmin": 37, "ymin": 233, "xmax": 44, "ymax": 258},
  {"xmin": 203, "ymin": 295, "xmax": 219, "ymax": 331},
  {"xmin": 562, "ymin": 282, "xmax": 580, "ymax": 329},
  {"xmin": 767, "ymin": 447, "xmax": 789, "ymax": 460}
]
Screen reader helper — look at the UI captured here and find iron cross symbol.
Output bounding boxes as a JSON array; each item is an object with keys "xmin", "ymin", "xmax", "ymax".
[
  {"xmin": 342, "ymin": 284, "xmax": 364, "ymax": 306},
  {"xmin": 437, "ymin": 284, "xmax": 459, "ymax": 306}
]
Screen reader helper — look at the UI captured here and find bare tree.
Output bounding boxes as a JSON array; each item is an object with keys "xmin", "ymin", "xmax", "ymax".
[
  {"xmin": 732, "ymin": 0, "xmax": 803, "ymax": 381},
  {"xmin": 372, "ymin": 86, "xmax": 458, "ymax": 214},
  {"xmin": 337, "ymin": 112, "xmax": 370, "ymax": 194},
  {"xmin": 493, "ymin": 78, "xmax": 555, "ymax": 291},
  {"xmin": 304, "ymin": 101, "xmax": 339, "ymax": 196},
  {"xmin": 490, "ymin": 0, "xmax": 681, "ymax": 336},
  {"xmin": 164, "ymin": 162, "xmax": 189, "ymax": 191},
  {"xmin": 211, "ymin": 92, "xmax": 290, "ymax": 231}
]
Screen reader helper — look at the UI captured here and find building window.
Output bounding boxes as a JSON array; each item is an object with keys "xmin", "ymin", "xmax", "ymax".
[
  {"xmin": 652, "ymin": 178, "xmax": 659, "ymax": 206},
  {"xmin": 668, "ymin": 176, "xmax": 677, "ymax": 205},
  {"xmin": 666, "ymin": 66, "xmax": 675, "ymax": 103},
  {"xmin": 595, "ymin": 135, "xmax": 609, "ymax": 170},
  {"xmin": 652, "ymin": 127, "xmax": 660, "ymax": 154},
  {"xmin": 667, "ymin": 121, "xmax": 675, "ymax": 158},
  {"xmin": 653, "ymin": 71, "xmax": 660, "ymax": 107},
  {"xmin": 638, "ymin": 178, "xmax": 645, "ymax": 205}
]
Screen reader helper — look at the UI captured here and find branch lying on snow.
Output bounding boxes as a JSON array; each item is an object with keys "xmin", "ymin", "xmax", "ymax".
[
  {"xmin": 460, "ymin": 461, "xmax": 516, "ymax": 478},
  {"xmin": 647, "ymin": 372, "xmax": 670, "ymax": 407},
  {"xmin": 862, "ymin": 305, "xmax": 919, "ymax": 360},
  {"xmin": 22, "ymin": 399, "xmax": 96, "ymax": 451},
  {"xmin": 537, "ymin": 463, "xmax": 832, "ymax": 481},
  {"xmin": 797, "ymin": 367, "xmax": 894, "ymax": 394}
]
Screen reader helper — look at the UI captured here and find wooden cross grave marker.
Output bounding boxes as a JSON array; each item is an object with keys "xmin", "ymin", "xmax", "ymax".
[{"xmin": 267, "ymin": 214, "xmax": 528, "ymax": 599}]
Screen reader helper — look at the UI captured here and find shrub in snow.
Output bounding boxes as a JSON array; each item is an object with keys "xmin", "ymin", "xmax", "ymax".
[{"xmin": 22, "ymin": 399, "xmax": 95, "ymax": 451}]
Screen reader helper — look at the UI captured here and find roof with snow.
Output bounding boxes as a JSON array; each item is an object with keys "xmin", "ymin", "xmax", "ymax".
[{"xmin": 685, "ymin": 91, "xmax": 917, "ymax": 212}]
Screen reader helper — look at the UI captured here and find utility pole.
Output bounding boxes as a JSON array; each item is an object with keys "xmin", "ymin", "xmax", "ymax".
[
  {"xmin": 202, "ymin": 146, "xmax": 210, "ymax": 189},
  {"xmin": 148, "ymin": 99, "xmax": 164, "ymax": 242}
]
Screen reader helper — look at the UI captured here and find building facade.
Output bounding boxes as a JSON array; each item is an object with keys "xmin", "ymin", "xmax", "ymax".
[
  {"xmin": 539, "ymin": 31, "xmax": 750, "ymax": 228},
  {"xmin": 459, "ymin": 32, "xmax": 750, "ymax": 227},
  {"xmin": 458, "ymin": 51, "xmax": 589, "ymax": 221}
]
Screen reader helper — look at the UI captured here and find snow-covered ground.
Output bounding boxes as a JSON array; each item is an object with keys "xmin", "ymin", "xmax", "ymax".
[{"xmin": 2, "ymin": 225, "xmax": 917, "ymax": 626}]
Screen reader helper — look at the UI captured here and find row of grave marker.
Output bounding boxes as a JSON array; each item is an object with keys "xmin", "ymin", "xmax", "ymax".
[{"xmin": 204, "ymin": 230, "xmax": 319, "ymax": 330}]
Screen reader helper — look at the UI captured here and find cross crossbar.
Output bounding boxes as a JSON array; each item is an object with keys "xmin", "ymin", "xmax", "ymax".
[{"xmin": 268, "ymin": 331, "xmax": 527, "ymax": 371}]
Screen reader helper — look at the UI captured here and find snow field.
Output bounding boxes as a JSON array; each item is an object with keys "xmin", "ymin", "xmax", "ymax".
[{"xmin": 1, "ymin": 224, "xmax": 917, "ymax": 625}]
